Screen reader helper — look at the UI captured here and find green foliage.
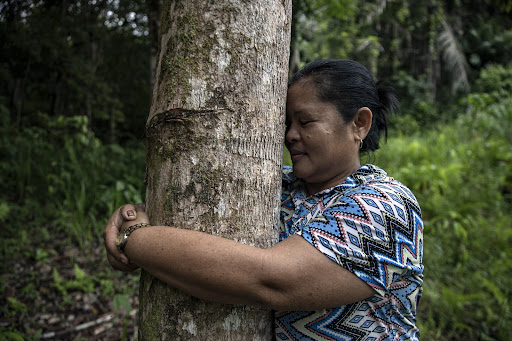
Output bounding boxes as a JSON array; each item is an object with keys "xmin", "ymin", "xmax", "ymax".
[
  {"xmin": 34, "ymin": 248, "xmax": 56, "ymax": 264},
  {"xmin": 0, "ymin": 106, "xmax": 143, "ymax": 337},
  {"xmin": 0, "ymin": 329, "xmax": 25, "ymax": 341},
  {"xmin": 0, "ymin": 1, "xmax": 510, "ymax": 339},
  {"xmin": 0, "ymin": 0, "xmax": 150, "ymax": 144},
  {"xmin": 293, "ymin": 0, "xmax": 512, "ymax": 128},
  {"xmin": 373, "ymin": 70, "xmax": 512, "ymax": 339},
  {"xmin": 113, "ymin": 294, "xmax": 133, "ymax": 314},
  {"xmin": 53, "ymin": 264, "xmax": 96, "ymax": 297},
  {"xmin": 0, "ymin": 202, "xmax": 9, "ymax": 222},
  {"xmin": 4, "ymin": 298, "xmax": 27, "ymax": 317},
  {"xmin": 292, "ymin": 0, "xmax": 362, "ymax": 66},
  {"xmin": 472, "ymin": 62, "xmax": 512, "ymax": 98},
  {"xmin": 0, "ymin": 112, "xmax": 145, "ymax": 248},
  {"xmin": 389, "ymin": 71, "xmax": 439, "ymax": 132}
]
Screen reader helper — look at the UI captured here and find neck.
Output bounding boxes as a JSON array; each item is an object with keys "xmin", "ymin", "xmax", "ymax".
[{"xmin": 305, "ymin": 163, "xmax": 362, "ymax": 196}]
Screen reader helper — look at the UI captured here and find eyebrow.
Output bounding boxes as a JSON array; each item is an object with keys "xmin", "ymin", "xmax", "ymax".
[
  {"xmin": 293, "ymin": 111, "xmax": 318, "ymax": 120},
  {"xmin": 287, "ymin": 108, "xmax": 312, "ymax": 116}
]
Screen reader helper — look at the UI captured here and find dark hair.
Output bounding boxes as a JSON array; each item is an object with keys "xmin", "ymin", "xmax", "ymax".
[{"xmin": 289, "ymin": 59, "xmax": 399, "ymax": 152}]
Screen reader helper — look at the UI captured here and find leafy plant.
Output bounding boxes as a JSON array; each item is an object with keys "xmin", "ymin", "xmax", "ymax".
[
  {"xmin": 0, "ymin": 112, "xmax": 145, "ymax": 248},
  {"xmin": 52, "ymin": 264, "xmax": 96, "ymax": 297},
  {"xmin": 113, "ymin": 294, "xmax": 132, "ymax": 315},
  {"xmin": 3, "ymin": 297, "xmax": 27, "ymax": 318},
  {"xmin": 0, "ymin": 329, "xmax": 25, "ymax": 341}
]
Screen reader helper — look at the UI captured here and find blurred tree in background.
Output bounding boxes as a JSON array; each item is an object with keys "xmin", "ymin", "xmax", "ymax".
[
  {"xmin": 291, "ymin": 0, "xmax": 512, "ymax": 130},
  {"xmin": 2, "ymin": 0, "xmax": 511, "ymax": 139},
  {"xmin": 0, "ymin": 0, "xmax": 151, "ymax": 143}
]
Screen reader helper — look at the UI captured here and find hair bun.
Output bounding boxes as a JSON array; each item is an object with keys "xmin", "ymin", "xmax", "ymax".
[{"xmin": 376, "ymin": 82, "xmax": 400, "ymax": 117}]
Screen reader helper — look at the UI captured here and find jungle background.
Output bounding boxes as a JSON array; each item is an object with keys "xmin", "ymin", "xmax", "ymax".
[{"xmin": 0, "ymin": 0, "xmax": 511, "ymax": 340}]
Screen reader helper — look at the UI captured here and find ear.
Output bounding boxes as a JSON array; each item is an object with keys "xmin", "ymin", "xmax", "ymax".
[{"xmin": 352, "ymin": 107, "xmax": 372, "ymax": 141}]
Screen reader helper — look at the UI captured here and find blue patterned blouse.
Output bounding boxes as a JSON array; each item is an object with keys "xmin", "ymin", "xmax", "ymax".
[{"xmin": 275, "ymin": 164, "xmax": 424, "ymax": 341}]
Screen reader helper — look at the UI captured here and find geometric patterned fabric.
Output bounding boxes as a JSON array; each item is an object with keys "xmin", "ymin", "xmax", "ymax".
[{"xmin": 275, "ymin": 164, "xmax": 424, "ymax": 340}]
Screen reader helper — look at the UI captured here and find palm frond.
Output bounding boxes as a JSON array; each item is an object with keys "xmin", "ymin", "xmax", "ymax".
[
  {"xmin": 364, "ymin": 0, "xmax": 389, "ymax": 24},
  {"xmin": 438, "ymin": 19, "xmax": 470, "ymax": 94}
]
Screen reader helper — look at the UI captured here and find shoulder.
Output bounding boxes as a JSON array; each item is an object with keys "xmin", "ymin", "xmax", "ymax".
[
  {"xmin": 300, "ymin": 165, "xmax": 423, "ymax": 295},
  {"xmin": 346, "ymin": 164, "xmax": 420, "ymax": 211},
  {"xmin": 307, "ymin": 164, "xmax": 422, "ymax": 245}
]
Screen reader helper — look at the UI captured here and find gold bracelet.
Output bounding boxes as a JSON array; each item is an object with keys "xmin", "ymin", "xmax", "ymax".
[{"xmin": 116, "ymin": 223, "xmax": 152, "ymax": 252}]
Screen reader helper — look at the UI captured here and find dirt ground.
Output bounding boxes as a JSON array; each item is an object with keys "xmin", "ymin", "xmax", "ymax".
[{"xmin": 1, "ymin": 233, "xmax": 140, "ymax": 340}]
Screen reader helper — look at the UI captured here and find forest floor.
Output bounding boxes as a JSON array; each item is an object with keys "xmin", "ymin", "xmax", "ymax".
[{"xmin": 0, "ymin": 225, "xmax": 140, "ymax": 341}]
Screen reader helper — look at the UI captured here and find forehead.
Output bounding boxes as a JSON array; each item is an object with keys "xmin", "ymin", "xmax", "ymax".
[
  {"xmin": 286, "ymin": 81, "xmax": 328, "ymax": 113},
  {"xmin": 288, "ymin": 78, "xmax": 316, "ymax": 95},
  {"xmin": 287, "ymin": 81, "xmax": 319, "ymax": 106},
  {"xmin": 286, "ymin": 82, "xmax": 343, "ymax": 125}
]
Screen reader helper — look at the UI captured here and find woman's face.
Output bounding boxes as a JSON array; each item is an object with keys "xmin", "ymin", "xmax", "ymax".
[{"xmin": 285, "ymin": 81, "xmax": 361, "ymax": 195}]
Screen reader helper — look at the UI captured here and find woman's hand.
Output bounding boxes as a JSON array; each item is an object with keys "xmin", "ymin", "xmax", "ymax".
[{"xmin": 104, "ymin": 203, "xmax": 147, "ymax": 272}]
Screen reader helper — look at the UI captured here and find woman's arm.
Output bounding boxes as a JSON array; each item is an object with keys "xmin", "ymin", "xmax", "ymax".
[{"xmin": 115, "ymin": 207, "xmax": 375, "ymax": 311}]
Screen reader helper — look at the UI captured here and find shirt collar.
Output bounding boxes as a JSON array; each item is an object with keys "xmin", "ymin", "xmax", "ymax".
[{"xmin": 291, "ymin": 164, "xmax": 387, "ymax": 201}]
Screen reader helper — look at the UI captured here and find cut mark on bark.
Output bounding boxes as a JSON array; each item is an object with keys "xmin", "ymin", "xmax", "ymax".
[{"xmin": 146, "ymin": 108, "xmax": 219, "ymax": 133}]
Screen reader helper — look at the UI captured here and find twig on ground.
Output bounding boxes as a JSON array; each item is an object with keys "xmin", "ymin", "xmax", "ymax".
[{"xmin": 40, "ymin": 312, "xmax": 119, "ymax": 339}]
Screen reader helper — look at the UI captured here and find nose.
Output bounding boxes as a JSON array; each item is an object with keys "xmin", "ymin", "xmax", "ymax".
[{"xmin": 285, "ymin": 123, "xmax": 299, "ymax": 144}]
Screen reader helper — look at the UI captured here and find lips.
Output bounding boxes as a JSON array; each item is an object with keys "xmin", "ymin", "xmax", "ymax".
[{"xmin": 289, "ymin": 149, "xmax": 306, "ymax": 161}]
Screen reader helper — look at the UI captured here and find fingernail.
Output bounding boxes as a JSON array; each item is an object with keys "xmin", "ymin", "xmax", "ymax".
[
  {"xmin": 127, "ymin": 210, "xmax": 135, "ymax": 217},
  {"xmin": 121, "ymin": 256, "xmax": 128, "ymax": 264}
]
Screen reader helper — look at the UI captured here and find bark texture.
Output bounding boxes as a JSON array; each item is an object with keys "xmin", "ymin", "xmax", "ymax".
[
  {"xmin": 140, "ymin": 1, "xmax": 291, "ymax": 340},
  {"xmin": 146, "ymin": 0, "xmax": 162, "ymax": 94}
]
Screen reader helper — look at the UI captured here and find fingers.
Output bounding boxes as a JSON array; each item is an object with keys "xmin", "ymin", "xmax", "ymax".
[
  {"xmin": 107, "ymin": 252, "xmax": 139, "ymax": 272},
  {"xmin": 121, "ymin": 204, "xmax": 139, "ymax": 221},
  {"xmin": 104, "ymin": 203, "xmax": 146, "ymax": 272},
  {"xmin": 104, "ymin": 210, "xmax": 130, "ymax": 265},
  {"xmin": 120, "ymin": 203, "xmax": 146, "ymax": 220},
  {"xmin": 120, "ymin": 205, "xmax": 150, "ymax": 231}
]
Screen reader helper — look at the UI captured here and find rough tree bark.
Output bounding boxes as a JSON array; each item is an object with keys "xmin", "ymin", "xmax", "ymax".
[
  {"xmin": 146, "ymin": 0, "xmax": 162, "ymax": 93},
  {"xmin": 140, "ymin": 1, "xmax": 291, "ymax": 340}
]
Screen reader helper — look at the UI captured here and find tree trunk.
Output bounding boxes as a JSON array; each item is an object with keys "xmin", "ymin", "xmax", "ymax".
[
  {"xmin": 426, "ymin": 0, "xmax": 438, "ymax": 101},
  {"xmin": 11, "ymin": 58, "xmax": 30, "ymax": 130},
  {"xmin": 140, "ymin": 1, "xmax": 291, "ymax": 340},
  {"xmin": 288, "ymin": 4, "xmax": 300, "ymax": 78},
  {"xmin": 146, "ymin": 0, "xmax": 162, "ymax": 94},
  {"xmin": 85, "ymin": 39, "xmax": 99, "ymax": 130}
]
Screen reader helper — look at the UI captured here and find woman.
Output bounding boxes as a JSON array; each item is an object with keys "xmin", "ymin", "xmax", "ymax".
[{"xmin": 105, "ymin": 59, "xmax": 424, "ymax": 340}]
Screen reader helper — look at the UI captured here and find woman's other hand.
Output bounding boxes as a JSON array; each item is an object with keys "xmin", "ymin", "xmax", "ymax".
[{"xmin": 104, "ymin": 203, "xmax": 146, "ymax": 272}]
